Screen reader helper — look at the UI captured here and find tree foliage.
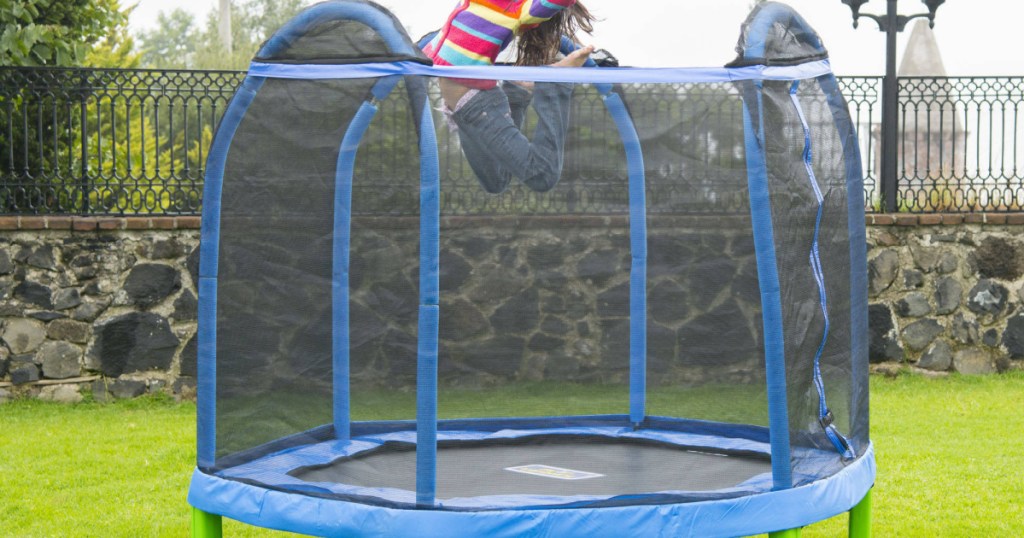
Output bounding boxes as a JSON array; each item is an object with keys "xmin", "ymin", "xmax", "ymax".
[
  {"xmin": 138, "ymin": 0, "xmax": 307, "ymax": 70},
  {"xmin": 135, "ymin": 8, "xmax": 198, "ymax": 69},
  {"xmin": 84, "ymin": 1, "xmax": 139, "ymax": 68},
  {"xmin": 0, "ymin": 1, "xmax": 143, "ymax": 213},
  {"xmin": 0, "ymin": 0, "xmax": 129, "ymax": 66},
  {"xmin": 70, "ymin": 105, "xmax": 214, "ymax": 214}
]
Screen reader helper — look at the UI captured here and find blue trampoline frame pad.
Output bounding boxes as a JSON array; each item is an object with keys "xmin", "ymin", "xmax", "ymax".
[{"xmin": 188, "ymin": 417, "xmax": 874, "ymax": 538}]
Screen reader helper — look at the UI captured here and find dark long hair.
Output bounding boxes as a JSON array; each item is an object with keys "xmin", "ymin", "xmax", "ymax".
[{"xmin": 515, "ymin": 2, "xmax": 595, "ymax": 66}]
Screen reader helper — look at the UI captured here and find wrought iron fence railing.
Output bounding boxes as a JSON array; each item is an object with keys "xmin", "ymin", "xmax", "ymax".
[
  {"xmin": 895, "ymin": 77, "xmax": 1024, "ymax": 212},
  {"xmin": 0, "ymin": 68, "xmax": 242, "ymax": 215},
  {"xmin": 2, "ymin": 67, "xmax": 1021, "ymax": 215}
]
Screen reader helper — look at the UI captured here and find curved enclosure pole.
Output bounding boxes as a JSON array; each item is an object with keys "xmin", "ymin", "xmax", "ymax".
[
  {"xmin": 198, "ymin": 0, "xmax": 427, "ymax": 469},
  {"xmin": 736, "ymin": 2, "xmax": 830, "ymax": 491},
  {"xmin": 307, "ymin": 5, "xmax": 442, "ymax": 509},
  {"xmin": 331, "ymin": 73, "xmax": 441, "ymax": 507},
  {"xmin": 331, "ymin": 99, "xmax": 377, "ymax": 443},
  {"xmin": 415, "ymin": 93, "xmax": 441, "ymax": 507},
  {"xmin": 611, "ymin": 93, "xmax": 647, "ymax": 427},
  {"xmin": 332, "ymin": 73, "xmax": 404, "ymax": 444},
  {"xmin": 196, "ymin": 76, "xmax": 266, "ymax": 469},
  {"xmin": 258, "ymin": 1, "xmax": 418, "ymax": 58},
  {"xmin": 407, "ymin": 28, "xmax": 444, "ymax": 509},
  {"xmin": 254, "ymin": 0, "xmax": 444, "ymax": 500},
  {"xmin": 737, "ymin": 0, "xmax": 836, "ymax": 490},
  {"xmin": 269, "ymin": 0, "xmax": 442, "ymax": 507},
  {"xmin": 559, "ymin": 37, "xmax": 648, "ymax": 426},
  {"xmin": 739, "ymin": 81, "xmax": 793, "ymax": 490}
]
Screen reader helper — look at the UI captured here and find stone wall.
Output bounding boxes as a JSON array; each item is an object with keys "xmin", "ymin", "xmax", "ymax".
[
  {"xmin": 867, "ymin": 213, "xmax": 1024, "ymax": 375},
  {"xmin": 0, "ymin": 217, "xmax": 200, "ymax": 403},
  {"xmin": 347, "ymin": 215, "xmax": 763, "ymax": 390},
  {"xmin": 2, "ymin": 213, "xmax": 1022, "ymax": 403}
]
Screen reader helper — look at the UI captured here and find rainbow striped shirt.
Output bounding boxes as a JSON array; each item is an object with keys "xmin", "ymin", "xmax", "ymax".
[{"xmin": 423, "ymin": 0, "xmax": 577, "ymax": 88}]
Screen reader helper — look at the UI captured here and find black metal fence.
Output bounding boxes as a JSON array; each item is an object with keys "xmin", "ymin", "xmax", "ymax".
[
  {"xmin": 2, "ymin": 67, "xmax": 1022, "ymax": 215},
  {"xmin": 895, "ymin": 77, "xmax": 1024, "ymax": 212},
  {"xmin": 0, "ymin": 68, "xmax": 242, "ymax": 215}
]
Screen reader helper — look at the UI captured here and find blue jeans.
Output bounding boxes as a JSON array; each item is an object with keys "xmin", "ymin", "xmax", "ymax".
[{"xmin": 452, "ymin": 82, "xmax": 574, "ymax": 193}]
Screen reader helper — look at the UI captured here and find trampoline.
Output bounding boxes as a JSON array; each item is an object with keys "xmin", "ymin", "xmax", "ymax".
[{"xmin": 187, "ymin": 1, "xmax": 875, "ymax": 537}]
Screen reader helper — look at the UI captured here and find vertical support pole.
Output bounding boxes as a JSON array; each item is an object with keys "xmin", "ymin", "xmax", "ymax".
[
  {"xmin": 416, "ymin": 304, "xmax": 439, "ymax": 507},
  {"xmin": 191, "ymin": 508, "xmax": 222, "ymax": 538},
  {"xmin": 332, "ymin": 101, "xmax": 379, "ymax": 442},
  {"xmin": 741, "ymin": 82, "xmax": 793, "ymax": 490},
  {"xmin": 601, "ymin": 92, "xmax": 647, "ymax": 427},
  {"xmin": 880, "ymin": 0, "xmax": 900, "ymax": 212},
  {"xmin": 415, "ymin": 91, "xmax": 441, "ymax": 507},
  {"xmin": 769, "ymin": 529, "xmax": 802, "ymax": 538},
  {"xmin": 849, "ymin": 489, "xmax": 872, "ymax": 538},
  {"xmin": 197, "ymin": 76, "xmax": 266, "ymax": 470},
  {"xmin": 559, "ymin": 38, "xmax": 647, "ymax": 425},
  {"xmin": 333, "ymin": 76, "xmax": 401, "ymax": 442}
]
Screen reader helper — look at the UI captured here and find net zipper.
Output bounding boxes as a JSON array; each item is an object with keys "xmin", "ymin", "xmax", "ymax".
[{"xmin": 789, "ymin": 80, "xmax": 855, "ymax": 461}]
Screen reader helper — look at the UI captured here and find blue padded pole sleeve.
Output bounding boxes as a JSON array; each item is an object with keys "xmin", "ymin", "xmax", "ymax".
[
  {"xmin": 372, "ymin": 76, "xmax": 402, "ymax": 101},
  {"xmin": 741, "ymin": 82, "xmax": 793, "ymax": 490},
  {"xmin": 565, "ymin": 32, "xmax": 648, "ymax": 425},
  {"xmin": 332, "ymin": 101, "xmax": 379, "ymax": 441},
  {"xmin": 197, "ymin": 75, "xmax": 265, "ymax": 468},
  {"xmin": 196, "ymin": 278, "xmax": 219, "ymax": 469},
  {"xmin": 417, "ymin": 100, "xmax": 441, "ymax": 306},
  {"xmin": 602, "ymin": 92, "xmax": 648, "ymax": 426},
  {"xmin": 416, "ymin": 94, "xmax": 441, "ymax": 507},
  {"xmin": 819, "ymin": 74, "xmax": 869, "ymax": 450},
  {"xmin": 416, "ymin": 305, "xmax": 439, "ymax": 507}
]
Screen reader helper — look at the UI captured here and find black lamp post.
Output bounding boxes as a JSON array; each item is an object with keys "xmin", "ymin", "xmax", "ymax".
[{"xmin": 840, "ymin": 0, "xmax": 946, "ymax": 212}]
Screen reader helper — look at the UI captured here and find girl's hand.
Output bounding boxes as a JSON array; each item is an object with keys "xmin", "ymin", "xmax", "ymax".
[{"xmin": 551, "ymin": 45, "xmax": 595, "ymax": 68}]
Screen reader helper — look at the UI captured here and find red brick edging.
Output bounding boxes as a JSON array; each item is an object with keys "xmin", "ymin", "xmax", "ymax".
[
  {"xmin": 866, "ymin": 213, "xmax": 1024, "ymax": 226},
  {"xmin": 2, "ymin": 214, "xmax": 1024, "ymax": 231},
  {"xmin": 0, "ymin": 216, "xmax": 201, "ymax": 231}
]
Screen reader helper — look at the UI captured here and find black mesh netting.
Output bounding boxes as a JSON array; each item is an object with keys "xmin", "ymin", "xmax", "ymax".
[
  {"xmin": 757, "ymin": 78, "xmax": 861, "ymax": 484},
  {"xmin": 215, "ymin": 77, "xmax": 377, "ymax": 460},
  {"xmin": 205, "ymin": 1, "xmax": 867, "ymax": 511},
  {"xmin": 729, "ymin": 2, "xmax": 830, "ymax": 67},
  {"xmin": 255, "ymin": 2, "xmax": 429, "ymax": 65}
]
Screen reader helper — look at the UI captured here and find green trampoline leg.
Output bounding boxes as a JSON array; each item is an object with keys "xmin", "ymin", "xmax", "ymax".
[
  {"xmin": 849, "ymin": 489, "xmax": 872, "ymax": 538},
  {"xmin": 768, "ymin": 528, "xmax": 801, "ymax": 537},
  {"xmin": 192, "ymin": 507, "xmax": 222, "ymax": 538}
]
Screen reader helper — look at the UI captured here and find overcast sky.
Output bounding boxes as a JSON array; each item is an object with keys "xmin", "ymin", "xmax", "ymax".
[{"xmin": 130, "ymin": 0, "xmax": 1020, "ymax": 75}]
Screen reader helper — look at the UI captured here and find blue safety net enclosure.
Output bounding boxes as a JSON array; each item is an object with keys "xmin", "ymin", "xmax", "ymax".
[{"xmin": 187, "ymin": 1, "xmax": 875, "ymax": 537}]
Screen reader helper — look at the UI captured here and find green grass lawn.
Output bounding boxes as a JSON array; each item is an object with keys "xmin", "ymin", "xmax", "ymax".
[{"xmin": 1, "ymin": 372, "xmax": 1022, "ymax": 537}]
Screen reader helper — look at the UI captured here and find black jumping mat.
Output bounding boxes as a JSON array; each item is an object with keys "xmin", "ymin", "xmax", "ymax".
[{"xmin": 290, "ymin": 437, "xmax": 771, "ymax": 498}]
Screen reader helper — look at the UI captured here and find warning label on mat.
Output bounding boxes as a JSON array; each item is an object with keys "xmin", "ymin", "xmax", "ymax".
[{"xmin": 504, "ymin": 464, "xmax": 604, "ymax": 481}]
